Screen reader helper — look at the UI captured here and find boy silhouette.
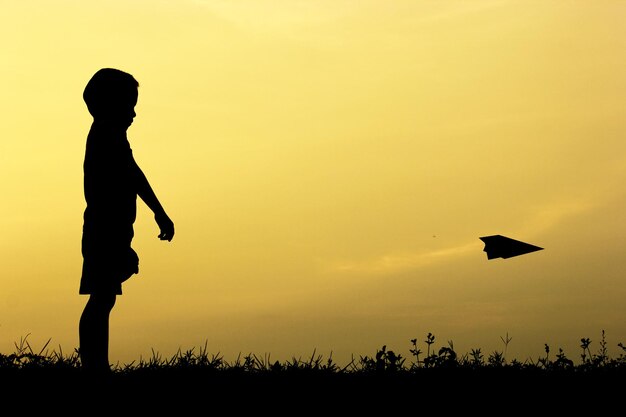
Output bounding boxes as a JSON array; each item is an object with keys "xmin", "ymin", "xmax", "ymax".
[{"xmin": 79, "ymin": 68, "xmax": 175, "ymax": 373}]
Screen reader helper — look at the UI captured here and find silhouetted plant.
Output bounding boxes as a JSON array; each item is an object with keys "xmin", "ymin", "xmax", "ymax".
[
  {"xmin": 230, "ymin": 352, "xmax": 269, "ymax": 372},
  {"xmin": 422, "ymin": 339, "xmax": 458, "ymax": 369},
  {"xmin": 578, "ymin": 330, "xmax": 615, "ymax": 370},
  {"xmin": 535, "ymin": 343, "xmax": 576, "ymax": 371},
  {"xmin": 500, "ymin": 332, "xmax": 512, "ymax": 363},
  {"xmin": 536, "ymin": 343, "xmax": 551, "ymax": 369},
  {"xmin": 580, "ymin": 337, "xmax": 592, "ymax": 364},
  {"xmin": 597, "ymin": 329, "xmax": 609, "ymax": 366},
  {"xmin": 488, "ymin": 350, "xmax": 505, "ymax": 367},
  {"xmin": 553, "ymin": 348, "xmax": 574, "ymax": 370},
  {"xmin": 409, "ymin": 338, "xmax": 422, "ymax": 368},
  {"xmin": 0, "ymin": 334, "xmax": 80, "ymax": 371},
  {"xmin": 281, "ymin": 349, "xmax": 342, "ymax": 374},
  {"xmin": 425, "ymin": 332, "xmax": 435, "ymax": 358},
  {"xmin": 358, "ymin": 345, "xmax": 405, "ymax": 373},
  {"xmin": 469, "ymin": 348, "xmax": 484, "ymax": 368}
]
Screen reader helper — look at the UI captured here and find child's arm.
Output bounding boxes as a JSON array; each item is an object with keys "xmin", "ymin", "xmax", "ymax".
[{"xmin": 133, "ymin": 161, "xmax": 175, "ymax": 242}]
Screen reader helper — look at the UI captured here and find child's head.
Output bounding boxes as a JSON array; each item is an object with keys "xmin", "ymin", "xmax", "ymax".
[{"xmin": 83, "ymin": 68, "xmax": 139, "ymax": 127}]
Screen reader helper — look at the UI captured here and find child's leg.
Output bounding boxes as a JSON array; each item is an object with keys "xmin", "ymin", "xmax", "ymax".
[{"xmin": 79, "ymin": 293, "xmax": 117, "ymax": 372}]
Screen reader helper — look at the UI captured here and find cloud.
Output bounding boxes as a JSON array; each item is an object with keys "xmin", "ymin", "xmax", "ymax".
[
  {"xmin": 327, "ymin": 240, "xmax": 479, "ymax": 276},
  {"xmin": 519, "ymin": 199, "xmax": 597, "ymax": 238}
]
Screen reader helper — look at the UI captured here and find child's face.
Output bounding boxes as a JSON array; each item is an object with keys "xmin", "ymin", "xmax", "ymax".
[{"xmin": 99, "ymin": 88, "xmax": 138, "ymax": 130}]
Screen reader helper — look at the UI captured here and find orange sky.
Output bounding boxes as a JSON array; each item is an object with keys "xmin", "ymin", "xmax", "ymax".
[{"xmin": 1, "ymin": 0, "xmax": 625, "ymax": 366}]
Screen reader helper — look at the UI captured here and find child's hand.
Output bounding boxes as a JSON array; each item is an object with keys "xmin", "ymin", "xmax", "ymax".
[{"xmin": 155, "ymin": 212, "xmax": 175, "ymax": 242}]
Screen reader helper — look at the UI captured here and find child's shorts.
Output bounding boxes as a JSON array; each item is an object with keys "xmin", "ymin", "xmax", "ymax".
[{"xmin": 80, "ymin": 246, "xmax": 139, "ymax": 295}]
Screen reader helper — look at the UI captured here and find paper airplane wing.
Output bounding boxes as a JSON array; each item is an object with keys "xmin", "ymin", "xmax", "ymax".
[{"xmin": 479, "ymin": 235, "xmax": 544, "ymax": 260}]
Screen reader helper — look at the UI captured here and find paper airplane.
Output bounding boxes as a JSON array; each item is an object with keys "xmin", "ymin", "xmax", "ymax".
[{"xmin": 479, "ymin": 235, "xmax": 544, "ymax": 260}]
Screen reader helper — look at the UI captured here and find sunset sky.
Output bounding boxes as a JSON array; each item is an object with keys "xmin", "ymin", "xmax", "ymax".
[{"xmin": 1, "ymin": 0, "xmax": 625, "ymax": 366}]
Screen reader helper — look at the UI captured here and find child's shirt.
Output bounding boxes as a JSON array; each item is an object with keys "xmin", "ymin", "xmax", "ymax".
[{"xmin": 82, "ymin": 121, "xmax": 138, "ymax": 251}]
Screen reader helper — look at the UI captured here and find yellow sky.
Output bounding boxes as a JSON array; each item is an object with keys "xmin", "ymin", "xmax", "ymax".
[{"xmin": 1, "ymin": 0, "xmax": 625, "ymax": 366}]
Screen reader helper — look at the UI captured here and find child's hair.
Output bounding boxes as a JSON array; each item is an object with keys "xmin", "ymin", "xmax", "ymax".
[{"xmin": 83, "ymin": 68, "xmax": 139, "ymax": 117}]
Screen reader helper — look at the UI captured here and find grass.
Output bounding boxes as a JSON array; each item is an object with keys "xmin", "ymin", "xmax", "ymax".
[
  {"xmin": 2, "ymin": 330, "xmax": 624, "ymax": 411},
  {"xmin": 3, "ymin": 329, "xmax": 624, "ymax": 373}
]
